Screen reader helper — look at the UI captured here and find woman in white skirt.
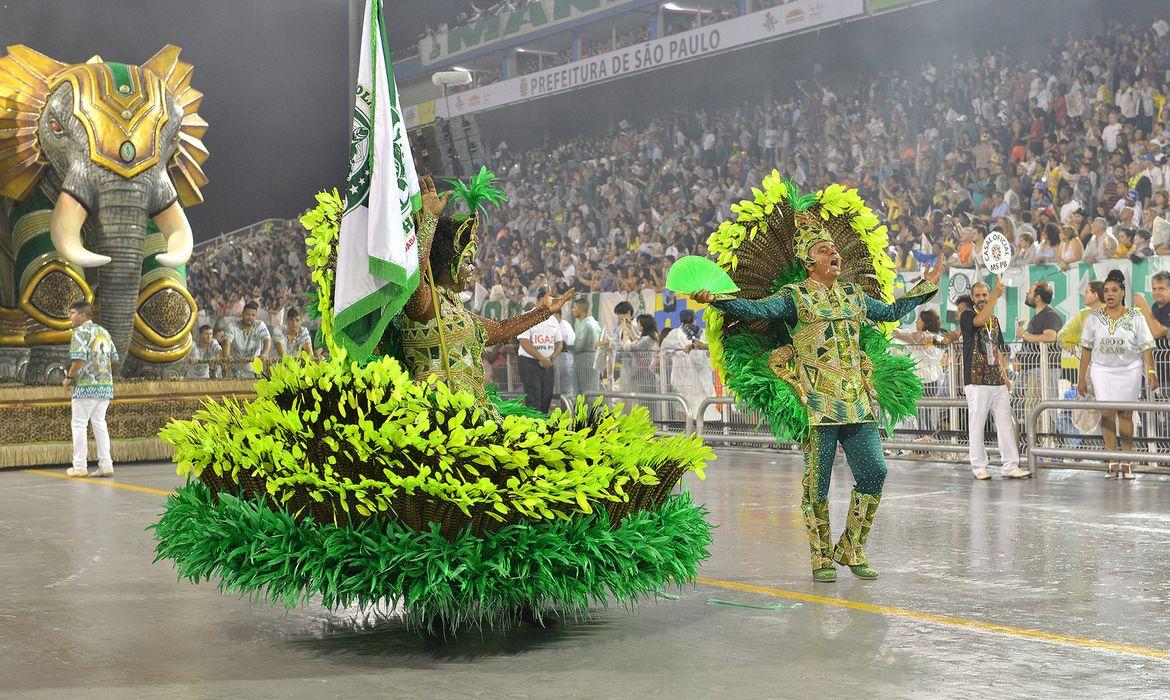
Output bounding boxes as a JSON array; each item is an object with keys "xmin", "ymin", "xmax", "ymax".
[{"xmin": 1077, "ymin": 270, "xmax": 1159, "ymax": 479}]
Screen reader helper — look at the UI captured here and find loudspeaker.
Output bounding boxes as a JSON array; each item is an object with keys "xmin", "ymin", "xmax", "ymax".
[{"xmin": 413, "ymin": 114, "xmax": 484, "ymax": 179}]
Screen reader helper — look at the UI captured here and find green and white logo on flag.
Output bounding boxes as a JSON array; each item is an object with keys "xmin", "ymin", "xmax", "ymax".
[{"xmin": 334, "ymin": 0, "xmax": 422, "ymax": 361}]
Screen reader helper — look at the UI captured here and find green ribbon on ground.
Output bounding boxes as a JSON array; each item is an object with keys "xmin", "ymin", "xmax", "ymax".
[{"xmin": 705, "ymin": 597, "xmax": 803, "ymax": 611}]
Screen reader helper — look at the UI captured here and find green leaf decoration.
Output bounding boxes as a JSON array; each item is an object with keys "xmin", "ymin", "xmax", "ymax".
[
  {"xmin": 784, "ymin": 178, "xmax": 818, "ymax": 213},
  {"xmin": 666, "ymin": 256, "xmax": 740, "ymax": 295}
]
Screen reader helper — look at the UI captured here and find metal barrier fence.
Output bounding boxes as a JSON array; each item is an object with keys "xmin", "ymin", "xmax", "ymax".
[
  {"xmin": 1027, "ymin": 400, "xmax": 1170, "ymax": 475},
  {"xmin": 164, "ymin": 337, "xmax": 1170, "ymax": 474}
]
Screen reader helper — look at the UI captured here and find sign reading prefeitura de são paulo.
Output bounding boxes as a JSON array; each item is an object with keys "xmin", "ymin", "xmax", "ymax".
[{"xmin": 405, "ymin": 0, "xmax": 864, "ymax": 127}]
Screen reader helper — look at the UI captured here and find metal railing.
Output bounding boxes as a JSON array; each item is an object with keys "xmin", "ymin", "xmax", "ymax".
[
  {"xmin": 695, "ymin": 396, "xmax": 796, "ymax": 448},
  {"xmin": 142, "ymin": 334, "xmax": 1170, "ymax": 476},
  {"xmin": 1026, "ymin": 400, "xmax": 1170, "ymax": 474}
]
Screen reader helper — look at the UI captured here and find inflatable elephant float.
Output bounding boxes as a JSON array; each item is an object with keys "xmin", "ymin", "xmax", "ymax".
[{"xmin": 0, "ymin": 45, "xmax": 208, "ymax": 382}]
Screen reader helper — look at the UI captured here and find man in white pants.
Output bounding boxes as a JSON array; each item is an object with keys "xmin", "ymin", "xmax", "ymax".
[
  {"xmin": 959, "ymin": 281, "xmax": 1028, "ymax": 480},
  {"xmin": 63, "ymin": 301, "xmax": 118, "ymax": 478}
]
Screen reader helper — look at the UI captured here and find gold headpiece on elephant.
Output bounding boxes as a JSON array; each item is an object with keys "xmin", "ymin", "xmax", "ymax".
[
  {"xmin": 0, "ymin": 45, "xmax": 209, "ymax": 205},
  {"xmin": 793, "ymin": 210, "xmax": 834, "ymax": 267}
]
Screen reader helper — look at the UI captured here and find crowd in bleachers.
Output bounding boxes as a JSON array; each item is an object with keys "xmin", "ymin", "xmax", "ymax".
[
  {"xmin": 473, "ymin": 19, "xmax": 1170, "ymax": 302},
  {"xmin": 186, "ymin": 18, "xmax": 1170, "ymax": 359},
  {"xmin": 186, "ymin": 219, "xmax": 313, "ymax": 338}
]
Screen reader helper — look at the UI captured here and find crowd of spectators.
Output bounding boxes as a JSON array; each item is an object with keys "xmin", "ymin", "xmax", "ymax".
[
  {"xmin": 430, "ymin": 1, "xmax": 738, "ymax": 85},
  {"xmin": 420, "ymin": 1, "xmax": 740, "ymax": 48},
  {"xmin": 186, "ymin": 220, "xmax": 313, "ymax": 337},
  {"xmin": 471, "ymin": 19, "xmax": 1170, "ymax": 303},
  {"xmin": 188, "ymin": 18, "xmax": 1170, "ymax": 337}
]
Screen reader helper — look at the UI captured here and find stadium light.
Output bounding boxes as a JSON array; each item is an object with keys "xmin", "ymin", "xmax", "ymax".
[
  {"xmin": 661, "ymin": 2, "xmax": 714, "ymax": 13},
  {"xmin": 432, "ymin": 70, "xmax": 473, "ymax": 87}
]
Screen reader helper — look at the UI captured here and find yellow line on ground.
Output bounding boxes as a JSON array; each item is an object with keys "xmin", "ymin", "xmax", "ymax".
[
  {"xmin": 697, "ymin": 576, "xmax": 1170, "ymax": 661},
  {"xmin": 20, "ymin": 468, "xmax": 175, "ymax": 496}
]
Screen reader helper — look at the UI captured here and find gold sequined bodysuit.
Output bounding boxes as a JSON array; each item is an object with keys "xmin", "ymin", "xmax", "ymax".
[{"xmin": 399, "ymin": 211, "xmax": 553, "ymax": 410}]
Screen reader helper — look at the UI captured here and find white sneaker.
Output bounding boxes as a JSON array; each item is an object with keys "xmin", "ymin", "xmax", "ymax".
[
  {"xmin": 1003, "ymin": 468, "xmax": 1033, "ymax": 479},
  {"xmin": 94, "ymin": 467, "xmax": 114, "ymax": 478},
  {"xmin": 973, "ymin": 469, "xmax": 991, "ymax": 480},
  {"xmin": 65, "ymin": 467, "xmax": 89, "ymax": 478}
]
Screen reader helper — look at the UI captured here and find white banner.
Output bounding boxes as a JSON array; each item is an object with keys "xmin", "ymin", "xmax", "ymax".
[
  {"xmin": 335, "ymin": 0, "xmax": 421, "ymax": 360},
  {"xmin": 407, "ymin": 0, "xmax": 864, "ymax": 126}
]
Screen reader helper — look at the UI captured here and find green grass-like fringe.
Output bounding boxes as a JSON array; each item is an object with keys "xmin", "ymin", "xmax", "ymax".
[{"xmin": 152, "ymin": 480, "xmax": 713, "ymax": 631}]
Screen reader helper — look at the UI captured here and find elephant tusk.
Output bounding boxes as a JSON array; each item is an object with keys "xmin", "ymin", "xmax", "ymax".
[
  {"xmin": 50, "ymin": 191, "xmax": 111, "ymax": 268},
  {"xmin": 152, "ymin": 201, "xmax": 194, "ymax": 268}
]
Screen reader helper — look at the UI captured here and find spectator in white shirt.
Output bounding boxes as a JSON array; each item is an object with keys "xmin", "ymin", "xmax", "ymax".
[
  {"xmin": 187, "ymin": 325, "xmax": 222, "ymax": 379},
  {"xmin": 1083, "ymin": 217, "xmax": 1119, "ymax": 264},
  {"xmin": 1116, "ymin": 79, "xmax": 1139, "ymax": 121},
  {"xmin": 223, "ymin": 301, "xmax": 271, "ymax": 378},
  {"xmin": 273, "ymin": 306, "xmax": 313, "ymax": 360},
  {"xmin": 516, "ymin": 286, "xmax": 563, "ymax": 413},
  {"xmin": 1102, "ymin": 112, "xmax": 1122, "ymax": 152}
]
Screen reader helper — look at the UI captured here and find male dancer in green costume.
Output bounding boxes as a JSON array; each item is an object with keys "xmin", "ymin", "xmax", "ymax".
[{"xmin": 693, "ymin": 218, "xmax": 940, "ymax": 582}]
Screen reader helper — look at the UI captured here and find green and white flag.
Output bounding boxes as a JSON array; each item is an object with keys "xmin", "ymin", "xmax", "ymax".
[{"xmin": 334, "ymin": 0, "xmax": 421, "ymax": 361}]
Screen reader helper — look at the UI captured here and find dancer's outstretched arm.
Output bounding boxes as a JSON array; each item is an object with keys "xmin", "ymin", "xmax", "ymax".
[
  {"xmin": 480, "ymin": 291, "xmax": 575, "ymax": 346},
  {"xmin": 698, "ymin": 290, "xmax": 797, "ymax": 323},
  {"xmin": 864, "ymin": 262, "xmax": 942, "ymax": 322}
]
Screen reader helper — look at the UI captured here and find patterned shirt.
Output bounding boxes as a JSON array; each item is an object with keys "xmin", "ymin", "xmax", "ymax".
[
  {"xmin": 274, "ymin": 325, "xmax": 312, "ymax": 357},
  {"xmin": 960, "ymin": 310, "xmax": 1006, "ymax": 386},
  {"xmin": 226, "ymin": 320, "xmax": 270, "ymax": 376},
  {"xmin": 187, "ymin": 339, "xmax": 222, "ymax": 379},
  {"xmin": 68, "ymin": 321, "xmax": 118, "ymax": 400}
]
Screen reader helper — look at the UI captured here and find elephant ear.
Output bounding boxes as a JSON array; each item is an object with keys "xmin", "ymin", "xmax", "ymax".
[
  {"xmin": 143, "ymin": 45, "xmax": 209, "ymax": 208},
  {"xmin": 0, "ymin": 45, "xmax": 68, "ymax": 200}
]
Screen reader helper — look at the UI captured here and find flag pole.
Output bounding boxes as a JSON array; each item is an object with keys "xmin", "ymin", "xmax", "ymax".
[{"xmin": 424, "ymin": 262, "xmax": 453, "ymax": 384}]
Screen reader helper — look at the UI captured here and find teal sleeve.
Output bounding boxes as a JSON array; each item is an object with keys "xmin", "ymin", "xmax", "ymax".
[
  {"xmin": 864, "ymin": 280, "xmax": 939, "ymax": 323},
  {"xmin": 714, "ymin": 292, "xmax": 797, "ymax": 322}
]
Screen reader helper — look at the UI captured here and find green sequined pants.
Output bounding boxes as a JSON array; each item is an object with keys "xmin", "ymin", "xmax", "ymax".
[{"xmin": 800, "ymin": 422, "xmax": 886, "ymax": 570}]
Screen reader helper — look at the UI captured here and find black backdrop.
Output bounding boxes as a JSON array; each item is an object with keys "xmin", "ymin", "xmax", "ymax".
[{"xmin": 0, "ymin": 0, "xmax": 353, "ymax": 242}]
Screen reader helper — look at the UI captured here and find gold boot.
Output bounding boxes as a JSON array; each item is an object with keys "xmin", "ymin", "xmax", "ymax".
[
  {"xmin": 803, "ymin": 501, "xmax": 836, "ymax": 582},
  {"xmin": 832, "ymin": 491, "xmax": 880, "ymax": 579}
]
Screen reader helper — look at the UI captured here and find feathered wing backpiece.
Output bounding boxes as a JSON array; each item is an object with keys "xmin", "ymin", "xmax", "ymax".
[{"xmin": 704, "ymin": 171, "xmax": 919, "ymax": 442}]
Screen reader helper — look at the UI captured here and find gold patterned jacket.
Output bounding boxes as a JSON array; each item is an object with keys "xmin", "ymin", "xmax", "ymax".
[{"xmin": 716, "ymin": 278, "xmax": 938, "ymax": 425}]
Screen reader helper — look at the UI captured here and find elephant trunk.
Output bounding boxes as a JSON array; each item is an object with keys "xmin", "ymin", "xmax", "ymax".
[{"xmin": 92, "ymin": 177, "xmax": 150, "ymax": 370}]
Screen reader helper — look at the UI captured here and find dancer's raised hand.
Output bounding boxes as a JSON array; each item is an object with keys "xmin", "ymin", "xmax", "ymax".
[
  {"xmin": 421, "ymin": 176, "xmax": 450, "ymax": 216},
  {"xmin": 544, "ymin": 290, "xmax": 577, "ymax": 314},
  {"xmin": 923, "ymin": 261, "xmax": 943, "ymax": 285}
]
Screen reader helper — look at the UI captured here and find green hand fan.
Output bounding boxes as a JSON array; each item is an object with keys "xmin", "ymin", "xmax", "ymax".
[{"xmin": 666, "ymin": 256, "xmax": 740, "ymax": 295}]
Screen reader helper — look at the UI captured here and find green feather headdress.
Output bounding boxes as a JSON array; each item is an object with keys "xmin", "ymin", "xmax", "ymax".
[
  {"xmin": 442, "ymin": 166, "xmax": 507, "ymax": 278},
  {"xmin": 444, "ymin": 165, "xmax": 507, "ymax": 223},
  {"xmin": 783, "ymin": 179, "xmax": 829, "ymax": 265},
  {"xmin": 784, "ymin": 179, "xmax": 818, "ymax": 213}
]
